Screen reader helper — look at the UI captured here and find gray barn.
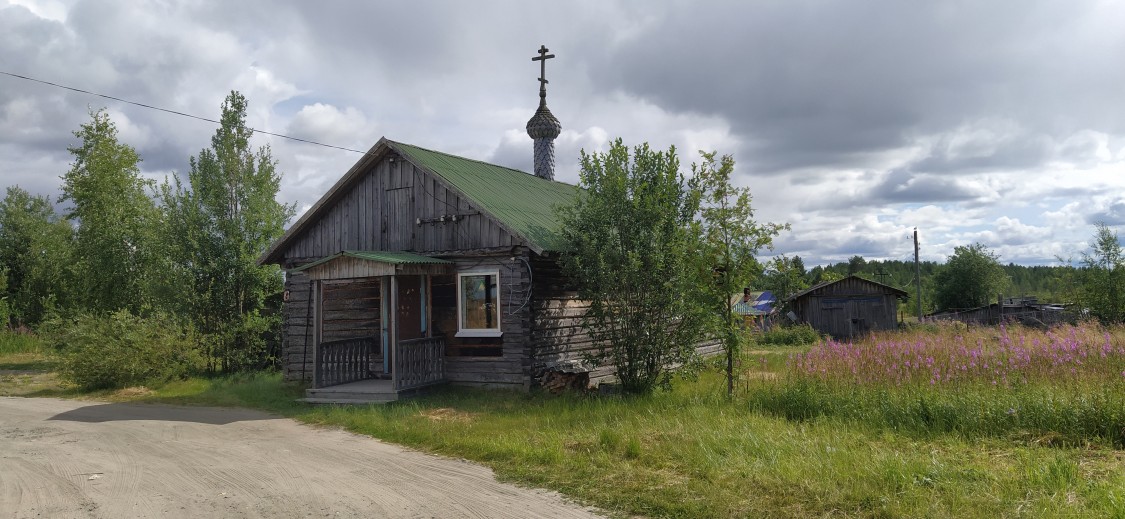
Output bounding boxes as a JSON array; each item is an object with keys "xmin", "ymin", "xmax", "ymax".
[{"xmin": 787, "ymin": 275, "xmax": 908, "ymax": 339}]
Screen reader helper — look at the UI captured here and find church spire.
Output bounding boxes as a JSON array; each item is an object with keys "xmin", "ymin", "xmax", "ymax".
[{"xmin": 525, "ymin": 45, "xmax": 561, "ymax": 180}]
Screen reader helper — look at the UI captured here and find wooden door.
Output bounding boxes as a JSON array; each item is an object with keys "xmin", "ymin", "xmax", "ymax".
[{"xmin": 397, "ymin": 275, "xmax": 423, "ymax": 341}]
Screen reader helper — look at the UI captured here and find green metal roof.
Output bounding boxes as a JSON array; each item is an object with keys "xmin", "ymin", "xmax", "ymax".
[
  {"xmin": 390, "ymin": 141, "xmax": 580, "ymax": 252},
  {"xmin": 290, "ymin": 250, "xmax": 452, "ymax": 273}
]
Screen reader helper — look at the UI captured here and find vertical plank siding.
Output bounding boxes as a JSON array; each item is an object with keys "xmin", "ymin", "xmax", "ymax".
[
  {"xmin": 277, "ymin": 155, "xmax": 530, "ymax": 387},
  {"xmin": 792, "ymin": 277, "xmax": 905, "ymax": 339},
  {"xmin": 281, "ymin": 158, "xmax": 520, "ymax": 266},
  {"xmin": 276, "ymin": 153, "xmax": 720, "ymax": 391}
]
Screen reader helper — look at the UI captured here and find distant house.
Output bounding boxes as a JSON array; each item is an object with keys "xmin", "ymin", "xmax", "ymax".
[
  {"xmin": 786, "ymin": 275, "xmax": 908, "ymax": 338},
  {"xmin": 732, "ymin": 290, "xmax": 776, "ymax": 330}
]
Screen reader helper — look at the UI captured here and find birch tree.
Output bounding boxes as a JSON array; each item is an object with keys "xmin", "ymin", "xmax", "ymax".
[{"xmin": 163, "ymin": 91, "xmax": 294, "ymax": 371}]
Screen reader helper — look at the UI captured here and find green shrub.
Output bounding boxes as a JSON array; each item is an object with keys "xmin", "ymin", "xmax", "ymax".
[
  {"xmin": 755, "ymin": 323, "xmax": 821, "ymax": 346},
  {"xmin": 209, "ymin": 311, "xmax": 281, "ymax": 373},
  {"xmin": 43, "ymin": 310, "xmax": 203, "ymax": 390},
  {"xmin": 0, "ymin": 268, "xmax": 9, "ymax": 329}
]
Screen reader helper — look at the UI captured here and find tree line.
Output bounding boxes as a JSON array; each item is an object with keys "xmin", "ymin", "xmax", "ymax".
[
  {"xmin": 0, "ymin": 91, "xmax": 293, "ymax": 373},
  {"xmin": 755, "ymin": 232, "xmax": 1123, "ymax": 321}
]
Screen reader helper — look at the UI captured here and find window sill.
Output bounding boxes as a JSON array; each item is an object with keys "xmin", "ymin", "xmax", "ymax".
[{"xmin": 455, "ymin": 330, "xmax": 504, "ymax": 338}]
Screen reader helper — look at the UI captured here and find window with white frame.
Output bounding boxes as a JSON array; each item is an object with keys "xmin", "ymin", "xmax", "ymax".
[{"xmin": 456, "ymin": 270, "xmax": 502, "ymax": 337}]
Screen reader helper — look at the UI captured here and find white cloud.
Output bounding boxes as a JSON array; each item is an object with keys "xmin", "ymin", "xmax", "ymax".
[{"xmin": 286, "ymin": 103, "xmax": 373, "ymax": 149}]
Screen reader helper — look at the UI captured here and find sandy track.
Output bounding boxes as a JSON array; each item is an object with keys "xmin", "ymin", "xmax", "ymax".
[{"xmin": 0, "ymin": 397, "xmax": 603, "ymax": 518}]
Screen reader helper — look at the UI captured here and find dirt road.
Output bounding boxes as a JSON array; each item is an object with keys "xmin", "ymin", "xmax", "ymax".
[{"xmin": 0, "ymin": 397, "xmax": 603, "ymax": 518}]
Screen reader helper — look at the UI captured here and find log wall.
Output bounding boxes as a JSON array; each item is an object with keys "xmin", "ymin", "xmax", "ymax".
[
  {"xmin": 529, "ymin": 253, "xmax": 721, "ymax": 387},
  {"xmin": 282, "ymin": 274, "xmax": 384, "ymax": 382},
  {"xmin": 435, "ymin": 254, "xmax": 534, "ymax": 390},
  {"xmin": 282, "ymin": 271, "xmax": 315, "ymax": 382}
]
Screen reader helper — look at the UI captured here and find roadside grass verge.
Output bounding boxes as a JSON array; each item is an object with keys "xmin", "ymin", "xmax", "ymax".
[{"xmin": 0, "ymin": 330, "xmax": 63, "ymax": 396}]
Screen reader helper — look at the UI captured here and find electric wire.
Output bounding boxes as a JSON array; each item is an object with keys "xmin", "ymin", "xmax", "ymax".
[
  {"xmin": 3, "ymin": 69, "xmax": 576, "ymax": 223},
  {"xmin": 0, "ymin": 69, "xmax": 376, "ymax": 157}
]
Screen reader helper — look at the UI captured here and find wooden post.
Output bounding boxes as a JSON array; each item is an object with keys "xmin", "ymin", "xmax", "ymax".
[
  {"xmin": 998, "ymin": 293, "xmax": 1004, "ymax": 324},
  {"xmin": 420, "ymin": 275, "xmax": 429, "ymax": 337},
  {"xmin": 390, "ymin": 275, "xmax": 399, "ymax": 389},
  {"xmin": 381, "ymin": 277, "xmax": 390, "ymax": 374},
  {"xmin": 312, "ymin": 280, "xmax": 322, "ymax": 388},
  {"xmin": 914, "ymin": 228, "xmax": 923, "ymax": 321}
]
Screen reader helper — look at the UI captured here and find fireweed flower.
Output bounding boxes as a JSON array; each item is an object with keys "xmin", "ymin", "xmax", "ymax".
[{"xmin": 789, "ymin": 322, "xmax": 1125, "ymax": 387}]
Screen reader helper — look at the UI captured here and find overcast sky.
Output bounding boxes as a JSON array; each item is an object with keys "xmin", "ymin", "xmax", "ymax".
[{"xmin": 2, "ymin": 0, "xmax": 1124, "ymax": 267}]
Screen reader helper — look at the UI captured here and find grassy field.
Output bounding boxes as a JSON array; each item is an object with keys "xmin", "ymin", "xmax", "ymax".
[{"xmin": 3, "ymin": 326, "xmax": 1125, "ymax": 517}]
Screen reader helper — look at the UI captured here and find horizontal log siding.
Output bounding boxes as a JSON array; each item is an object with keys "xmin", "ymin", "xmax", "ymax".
[
  {"xmin": 320, "ymin": 278, "xmax": 382, "ymax": 343},
  {"xmin": 281, "ymin": 157, "xmax": 520, "ymax": 266},
  {"xmin": 432, "ymin": 255, "xmax": 533, "ymax": 390},
  {"xmin": 530, "ymin": 254, "xmax": 722, "ymax": 387},
  {"xmin": 282, "ymin": 275, "xmax": 383, "ymax": 382},
  {"xmin": 282, "ymin": 271, "xmax": 315, "ymax": 382}
]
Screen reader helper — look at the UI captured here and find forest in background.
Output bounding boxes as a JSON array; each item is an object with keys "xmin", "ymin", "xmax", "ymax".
[{"xmin": 757, "ymin": 254, "xmax": 1076, "ymax": 317}]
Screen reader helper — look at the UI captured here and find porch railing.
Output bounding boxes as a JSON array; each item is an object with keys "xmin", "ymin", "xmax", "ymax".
[
  {"xmin": 394, "ymin": 336, "xmax": 446, "ymax": 391},
  {"xmin": 315, "ymin": 336, "xmax": 378, "ymax": 388}
]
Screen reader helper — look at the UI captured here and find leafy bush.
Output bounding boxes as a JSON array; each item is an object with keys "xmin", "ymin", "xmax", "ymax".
[
  {"xmin": 755, "ymin": 323, "xmax": 821, "ymax": 346},
  {"xmin": 210, "ymin": 311, "xmax": 281, "ymax": 373},
  {"xmin": 42, "ymin": 311, "xmax": 202, "ymax": 390},
  {"xmin": 0, "ymin": 268, "xmax": 9, "ymax": 329}
]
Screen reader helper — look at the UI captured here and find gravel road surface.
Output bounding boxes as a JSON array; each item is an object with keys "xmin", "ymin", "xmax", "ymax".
[{"xmin": 0, "ymin": 397, "xmax": 604, "ymax": 518}]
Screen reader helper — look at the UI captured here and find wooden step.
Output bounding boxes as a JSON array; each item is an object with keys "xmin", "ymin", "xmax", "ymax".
[
  {"xmin": 300, "ymin": 395, "xmax": 398, "ymax": 405},
  {"xmin": 305, "ymin": 389, "xmax": 397, "ymax": 399}
]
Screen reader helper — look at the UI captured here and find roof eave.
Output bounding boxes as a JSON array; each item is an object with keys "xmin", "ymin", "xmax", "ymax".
[{"xmin": 786, "ymin": 274, "xmax": 909, "ymax": 301}]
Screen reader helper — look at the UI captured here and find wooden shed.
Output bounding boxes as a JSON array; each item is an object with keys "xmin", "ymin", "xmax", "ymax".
[
  {"xmin": 787, "ymin": 275, "xmax": 908, "ymax": 339},
  {"xmin": 259, "ymin": 137, "xmax": 718, "ymax": 402}
]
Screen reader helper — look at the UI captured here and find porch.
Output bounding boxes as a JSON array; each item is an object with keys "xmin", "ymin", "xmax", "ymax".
[
  {"xmin": 292, "ymin": 251, "xmax": 453, "ymax": 404},
  {"xmin": 302, "ymin": 335, "xmax": 446, "ymax": 404}
]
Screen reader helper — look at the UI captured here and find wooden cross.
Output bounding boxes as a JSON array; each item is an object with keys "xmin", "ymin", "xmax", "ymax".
[{"xmin": 531, "ymin": 45, "xmax": 555, "ymax": 90}]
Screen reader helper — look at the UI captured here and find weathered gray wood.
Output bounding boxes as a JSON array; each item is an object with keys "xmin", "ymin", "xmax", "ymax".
[
  {"xmin": 320, "ymin": 278, "xmax": 382, "ymax": 346},
  {"xmin": 792, "ymin": 276, "xmax": 906, "ymax": 338},
  {"xmin": 277, "ymin": 153, "xmax": 526, "ymax": 264},
  {"xmin": 394, "ymin": 336, "xmax": 446, "ymax": 390}
]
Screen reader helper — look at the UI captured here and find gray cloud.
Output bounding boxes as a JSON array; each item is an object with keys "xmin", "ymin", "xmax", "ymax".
[
  {"xmin": 590, "ymin": 1, "xmax": 1125, "ymax": 174},
  {"xmin": 1086, "ymin": 199, "xmax": 1125, "ymax": 226}
]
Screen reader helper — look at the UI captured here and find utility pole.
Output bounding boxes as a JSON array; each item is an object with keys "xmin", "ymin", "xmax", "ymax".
[{"xmin": 914, "ymin": 228, "xmax": 923, "ymax": 321}]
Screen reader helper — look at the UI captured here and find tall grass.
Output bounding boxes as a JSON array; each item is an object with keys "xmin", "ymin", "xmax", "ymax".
[
  {"xmin": 748, "ymin": 321, "xmax": 1125, "ymax": 445},
  {"xmin": 0, "ymin": 329, "xmax": 45, "ymax": 355}
]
